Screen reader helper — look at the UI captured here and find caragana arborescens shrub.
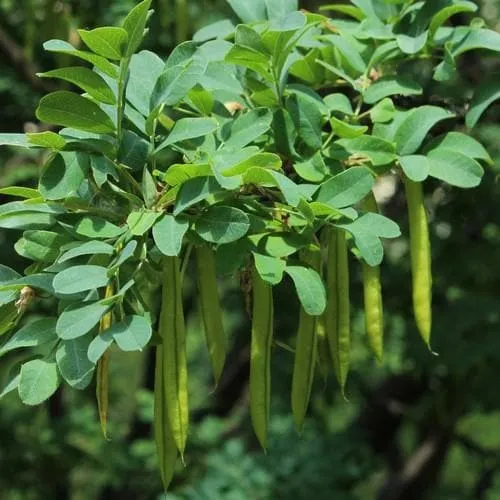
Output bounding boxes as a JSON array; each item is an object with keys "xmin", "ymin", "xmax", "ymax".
[{"xmin": 0, "ymin": 0, "xmax": 498, "ymax": 489}]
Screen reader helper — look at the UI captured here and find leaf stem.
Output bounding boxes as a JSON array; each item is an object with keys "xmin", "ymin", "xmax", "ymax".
[{"xmin": 116, "ymin": 56, "xmax": 132, "ymax": 147}]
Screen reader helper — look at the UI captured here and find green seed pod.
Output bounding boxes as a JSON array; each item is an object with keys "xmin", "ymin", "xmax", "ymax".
[
  {"xmin": 250, "ymin": 266, "xmax": 274, "ymax": 450},
  {"xmin": 154, "ymin": 345, "xmax": 178, "ymax": 491},
  {"xmin": 325, "ymin": 228, "xmax": 350, "ymax": 395},
  {"xmin": 195, "ymin": 245, "xmax": 227, "ymax": 386},
  {"xmin": 96, "ymin": 283, "xmax": 114, "ymax": 439},
  {"xmin": 403, "ymin": 176, "xmax": 432, "ymax": 347},
  {"xmin": 291, "ymin": 247, "xmax": 321, "ymax": 431},
  {"xmin": 361, "ymin": 192, "xmax": 384, "ymax": 361},
  {"xmin": 159, "ymin": 256, "xmax": 188, "ymax": 458},
  {"xmin": 362, "ymin": 262, "xmax": 383, "ymax": 361}
]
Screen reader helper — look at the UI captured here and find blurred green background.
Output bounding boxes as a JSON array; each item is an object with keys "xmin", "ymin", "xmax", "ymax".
[{"xmin": 1, "ymin": 1, "xmax": 500, "ymax": 499}]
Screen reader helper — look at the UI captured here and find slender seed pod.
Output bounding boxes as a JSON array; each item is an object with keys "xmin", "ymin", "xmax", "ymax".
[
  {"xmin": 195, "ymin": 245, "xmax": 227, "ymax": 386},
  {"xmin": 96, "ymin": 283, "xmax": 114, "ymax": 439},
  {"xmin": 154, "ymin": 345, "xmax": 178, "ymax": 491},
  {"xmin": 250, "ymin": 267, "xmax": 274, "ymax": 450},
  {"xmin": 316, "ymin": 314, "xmax": 331, "ymax": 380},
  {"xmin": 361, "ymin": 192, "xmax": 384, "ymax": 361},
  {"xmin": 362, "ymin": 263, "xmax": 383, "ymax": 361},
  {"xmin": 325, "ymin": 228, "xmax": 350, "ymax": 395},
  {"xmin": 403, "ymin": 176, "xmax": 432, "ymax": 347},
  {"xmin": 291, "ymin": 247, "xmax": 321, "ymax": 431},
  {"xmin": 159, "ymin": 256, "xmax": 188, "ymax": 459}
]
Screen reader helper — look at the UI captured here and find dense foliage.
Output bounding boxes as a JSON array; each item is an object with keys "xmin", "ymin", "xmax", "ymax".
[{"xmin": 1, "ymin": 0, "xmax": 500, "ymax": 498}]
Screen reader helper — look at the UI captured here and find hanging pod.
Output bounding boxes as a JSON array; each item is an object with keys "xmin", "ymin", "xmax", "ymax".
[
  {"xmin": 154, "ymin": 345, "xmax": 178, "ymax": 491},
  {"xmin": 361, "ymin": 192, "xmax": 384, "ymax": 361},
  {"xmin": 403, "ymin": 176, "xmax": 432, "ymax": 347},
  {"xmin": 325, "ymin": 227, "xmax": 350, "ymax": 395},
  {"xmin": 250, "ymin": 266, "xmax": 274, "ymax": 450},
  {"xmin": 194, "ymin": 245, "xmax": 227, "ymax": 386},
  {"xmin": 291, "ymin": 247, "xmax": 321, "ymax": 432},
  {"xmin": 96, "ymin": 283, "xmax": 114, "ymax": 439},
  {"xmin": 158, "ymin": 256, "xmax": 189, "ymax": 459}
]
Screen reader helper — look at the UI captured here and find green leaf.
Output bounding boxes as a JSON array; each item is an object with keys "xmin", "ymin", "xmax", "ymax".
[
  {"xmin": 142, "ymin": 167, "xmax": 157, "ymax": 207},
  {"xmin": 57, "ymin": 301, "xmax": 110, "ymax": 340},
  {"xmin": 187, "ymin": 86, "xmax": 214, "ymax": 115},
  {"xmin": 164, "ymin": 163, "xmax": 212, "ymax": 186},
  {"xmin": 324, "ymin": 93, "xmax": 353, "ymax": 115},
  {"xmin": 38, "ymin": 67, "xmax": 116, "ymax": 105},
  {"xmin": 15, "ymin": 230, "xmax": 68, "ymax": 262},
  {"xmin": 19, "ymin": 357, "xmax": 60, "ymax": 405},
  {"xmin": 262, "ymin": 232, "xmax": 308, "ymax": 258},
  {"xmin": 58, "ymin": 241, "xmax": 114, "ymax": 263},
  {"xmin": 288, "ymin": 93, "xmax": 323, "ymax": 150},
  {"xmin": 173, "ymin": 177, "xmax": 223, "ymax": 215},
  {"xmin": 433, "ymin": 41, "xmax": 456, "ymax": 82},
  {"xmin": 363, "ymin": 76, "xmax": 422, "ymax": 104},
  {"xmin": 330, "ymin": 116, "xmax": 368, "ymax": 138},
  {"xmin": 36, "ymin": 91, "xmax": 116, "ymax": 134},
  {"xmin": 156, "ymin": 118, "xmax": 219, "ymax": 153},
  {"xmin": 394, "ymin": 105, "xmax": 454, "ymax": 155},
  {"xmin": 153, "ymin": 215, "xmax": 190, "ymax": 257},
  {"xmin": 194, "ymin": 205, "xmax": 250, "ymax": 244},
  {"xmin": 122, "ymin": 0, "xmax": 153, "ymax": 56},
  {"xmin": 222, "ymin": 153, "xmax": 281, "ymax": 177},
  {"xmin": 27, "ymin": 131, "xmax": 66, "ymax": 150},
  {"xmin": 427, "ymin": 149, "xmax": 484, "ymax": 188},
  {"xmin": 104, "ymin": 315, "xmax": 152, "ymax": 351},
  {"xmin": 56, "ymin": 335, "xmax": 94, "ymax": 389},
  {"xmin": 43, "ymin": 39, "xmax": 118, "ymax": 79},
  {"xmin": 424, "ymin": 132, "xmax": 492, "ymax": 163},
  {"xmin": 323, "ymin": 34, "xmax": 366, "ymax": 73},
  {"xmin": 87, "ymin": 333, "xmax": 114, "ymax": 364},
  {"xmin": 450, "ymin": 28, "xmax": 500, "ymax": 57},
  {"xmin": 39, "ymin": 152, "xmax": 89, "ymax": 200},
  {"xmin": 466, "ymin": 77, "xmax": 500, "ymax": 128},
  {"xmin": 315, "ymin": 167, "xmax": 375, "ymax": 209},
  {"xmin": 269, "ymin": 11, "xmax": 306, "ymax": 32},
  {"xmin": 330, "ymin": 135, "xmax": 396, "ymax": 166},
  {"xmin": 118, "ymin": 130, "xmax": 150, "ymax": 171},
  {"xmin": 0, "ymin": 212, "xmax": 55, "ymax": 230},
  {"xmin": 293, "ymin": 152, "xmax": 328, "ymax": 182},
  {"xmin": 0, "ymin": 273, "xmax": 55, "ymax": 295},
  {"xmin": 53, "ymin": 265, "xmax": 109, "ymax": 295},
  {"xmin": 265, "ymin": 0, "xmax": 298, "ymax": 19},
  {"xmin": 370, "ymin": 98, "xmax": 396, "ymax": 123},
  {"xmin": 0, "ymin": 133, "xmax": 31, "ymax": 148},
  {"xmin": 253, "ymin": 252, "xmax": 286, "ymax": 285},
  {"xmin": 126, "ymin": 50, "xmax": 164, "ymax": 116},
  {"xmin": 194, "ymin": 19, "xmax": 235, "ymax": 42},
  {"xmin": 243, "ymin": 167, "xmax": 303, "ymax": 207},
  {"xmin": 78, "ymin": 27, "xmax": 128, "ymax": 60},
  {"xmin": 127, "ymin": 210, "xmax": 161, "ymax": 236},
  {"xmin": 150, "ymin": 60, "xmax": 206, "ymax": 110},
  {"xmin": 319, "ymin": 4, "xmax": 365, "ymax": 21},
  {"xmin": 285, "ymin": 265, "xmax": 326, "ymax": 316},
  {"xmin": 399, "ymin": 155, "xmax": 430, "ymax": 182},
  {"xmin": 91, "ymin": 155, "xmax": 119, "ymax": 187},
  {"xmin": 0, "ymin": 187, "xmax": 40, "ymax": 199},
  {"xmin": 0, "ymin": 371, "xmax": 20, "ymax": 400},
  {"xmin": 223, "ymin": 108, "xmax": 273, "ymax": 150},
  {"xmin": 336, "ymin": 212, "xmax": 400, "ymax": 265},
  {"xmin": 227, "ymin": 0, "xmax": 267, "ymax": 23},
  {"xmin": 0, "ymin": 265, "xmax": 21, "ymax": 307},
  {"xmin": 429, "ymin": 2, "xmax": 477, "ymax": 42},
  {"xmin": 109, "ymin": 241, "xmax": 137, "ymax": 273},
  {"xmin": 0, "ymin": 318, "xmax": 57, "ymax": 357},
  {"xmin": 74, "ymin": 216, "xmax": 125, "ymax": 239}
]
